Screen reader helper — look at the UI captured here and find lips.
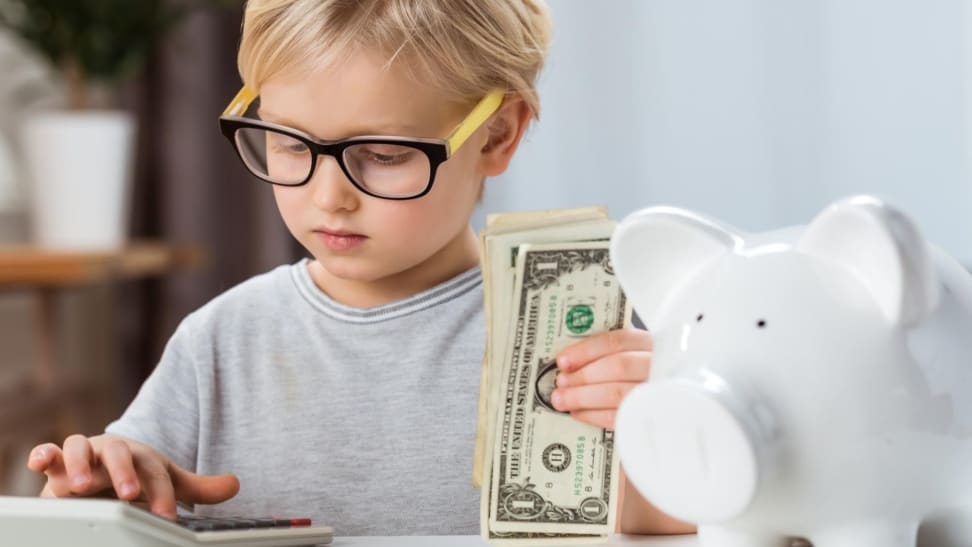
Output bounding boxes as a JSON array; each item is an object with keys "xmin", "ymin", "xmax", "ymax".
[
  {"xmin": 313, "ymin": 227, "xmax": 367, "ymax": 251},
  {"xmin": 315, "ymin": 227, "xmax": 365, "ymax": 238}
]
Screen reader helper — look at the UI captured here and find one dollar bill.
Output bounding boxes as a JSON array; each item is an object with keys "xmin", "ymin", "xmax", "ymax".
[
  {"xmin": 485, "ymin": 241, "xmax": 629, "ymax": 538},
  {"xmin": 474, "ymin": 211, "xmax": 616, "ymax": 490}
]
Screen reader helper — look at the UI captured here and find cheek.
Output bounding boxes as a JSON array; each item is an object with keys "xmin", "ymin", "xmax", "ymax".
[
  {"xmin": 272, "ymin": 187, "xmax": 306, "ymax": 230},
  {"xmin": 367, "ymin": 193, "xmax": 470, "ymax": 251},
  {"xmin": 373, "ymin": 152, "xmax": 481, "ymax": 237},
  {"xmin": 439, "ymin": 135, "xmax": 485, "ymax": 186},
  {"xmin": 429, "ymin": 149, "xmax": 484, "ymax": 210},
  {"xmin": 371, "ymin": 201, "xmax": 444, "ymax": 241}
]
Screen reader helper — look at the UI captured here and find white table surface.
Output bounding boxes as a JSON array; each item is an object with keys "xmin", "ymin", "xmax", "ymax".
[{"xmin": 332, "ymin": 535, "xmax": 699, "ymax": 547}]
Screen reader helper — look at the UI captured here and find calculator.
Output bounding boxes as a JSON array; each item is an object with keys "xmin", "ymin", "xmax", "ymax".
[{"xmin": 0, "ymin": 496, "xmax": 334, "ymax": 547}]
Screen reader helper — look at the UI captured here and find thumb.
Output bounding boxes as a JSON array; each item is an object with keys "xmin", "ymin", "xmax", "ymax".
[{"xmin": 169, "ymin": 464, "xmax": 240, "ymax": 505}]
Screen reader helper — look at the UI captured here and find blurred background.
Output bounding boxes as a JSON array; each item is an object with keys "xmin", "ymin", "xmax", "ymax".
[{"xmin": 0, "ymin": 0, "xmax": 971, "ymax": 494}]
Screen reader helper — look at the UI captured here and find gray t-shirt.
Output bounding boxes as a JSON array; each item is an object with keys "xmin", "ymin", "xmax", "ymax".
[{"xmin": 106, "ymin": 260, "xmax": 485, "ymax": 536}]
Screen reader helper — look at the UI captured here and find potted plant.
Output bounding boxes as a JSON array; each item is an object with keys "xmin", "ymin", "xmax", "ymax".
[
  {"xmin": 0, "ymin": 29, "xmax": 62, "ymax": 244},
  {"xmin": 0, "ymin": 0, "xmax": 228, "ymax": 250}
]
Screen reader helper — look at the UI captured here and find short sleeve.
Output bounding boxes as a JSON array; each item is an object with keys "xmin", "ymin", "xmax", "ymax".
[{"xmin": 105, "ymin": 317, "xmax": 201, "ymax": 472}]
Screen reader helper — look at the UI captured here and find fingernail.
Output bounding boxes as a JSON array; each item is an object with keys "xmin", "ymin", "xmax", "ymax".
[
  {"xmin": 119, "ymin": 481, "xmax": 137, "ymax": 498},
  {"xmin": 556, "ymin": 373, "xmax": 569, "ymax": 387},
  {"xmin": 31, "ymin": 449, "xmax": 47, "ymax": 461},
  {"xmin": 157, "ymin": 510, "xmax": 176, "ymax": 521},
  {"xmin": 72, "ymin": 474, "xmax": 90, "ymax": 488},
  {"xmin": 552, "ymin": 390, "xmax": 563, "ymax": 410},
  {"xmin": 557, "ymin": 355, "xmax": 570, "ymax": 370}
]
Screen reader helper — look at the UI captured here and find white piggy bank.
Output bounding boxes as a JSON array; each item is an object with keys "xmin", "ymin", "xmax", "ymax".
[{"xmin": 611, "ymin": 196, "xmax": 972, "ymax": 547}]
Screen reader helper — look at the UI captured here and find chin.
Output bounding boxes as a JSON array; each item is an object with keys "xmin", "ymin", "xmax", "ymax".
[
  {"xmin": 306, "ymin": 235, "xmax": 445, "ymax": 284},
  {"xmin": 312, "ymin": 254, "xmax": 391, "ymax": 283}
]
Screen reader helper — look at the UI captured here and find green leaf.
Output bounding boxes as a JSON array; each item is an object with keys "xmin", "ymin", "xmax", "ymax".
[{"xmin": 0, "ymin": 0, "xmax": 241, "ymax": 84}]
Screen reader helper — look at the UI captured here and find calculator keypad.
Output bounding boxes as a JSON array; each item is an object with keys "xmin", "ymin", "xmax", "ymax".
[{"xmin": 176, "ymin": 515, "xmax": 312, "ymax": 532}]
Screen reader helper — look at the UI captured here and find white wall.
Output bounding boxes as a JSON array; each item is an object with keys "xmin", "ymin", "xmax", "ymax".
[{"xmin": 477, "ymin": 0, "xmax": 972, "ymax": 265}]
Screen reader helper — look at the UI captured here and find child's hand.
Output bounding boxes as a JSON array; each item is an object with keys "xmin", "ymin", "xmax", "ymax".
[
  {"xmin": 551, "ymin": 328, "xmax": 652, "ymax": 430},
  {"xmin": 26, "ymin": 434, "xmax": 239, "ymax": 519}
]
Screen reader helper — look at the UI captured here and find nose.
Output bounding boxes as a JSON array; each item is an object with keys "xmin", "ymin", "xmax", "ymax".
[
  {"xmin": 615, "ymin": 376, "xmax": 762, "ymax": 523},
  {"xmin": 309, "ymin": 155, "xmax": 359, "ymax": 212}
]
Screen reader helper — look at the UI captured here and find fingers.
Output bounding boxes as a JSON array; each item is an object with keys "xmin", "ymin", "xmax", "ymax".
[
  {"xmin": 99, "ymin": 437, "xmax": 141, "ymax": 501},
  {"xmin": 556, "ymin": 351, "xmax": 650, "ymax": 388},
  {"xmin": 27, "ymin": 434, "xmax": 234, "ymax": 520},
  {"xmin": 553, "ymin": 330, "xmax": 651, "ymax": 432},
  {"xmin": 556, "ymin": 328, "xmax": 652, "ymax": 373},
  {"xmin": 170, "ymin": 465, "xmax": 240, "ymax": 505},
  {"xmin": 133, "ymin": 453, "xmax": 177, "ymax": 520},
  {"xmin": 29, "ymin": 444, "xmax": 69, "ymax": 498},
  {"xmin": 27, "ymin": 443, "xmax": 62, "ymax": 474},
  {"xmin": 552, "ymin": 382, "xmax": 637, "ymax": 414},
  {"xmin": 62, "ymin": 434, "xmax": 97, "ymax": 493},
  {"xmin": 29, "ymin": 438, "xmax": 112, "ymax": 498}
]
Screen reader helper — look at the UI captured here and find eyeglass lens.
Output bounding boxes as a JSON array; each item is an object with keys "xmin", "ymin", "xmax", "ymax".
[{"xmin": 234, "ymin": 127, "xmax": 433, "ymax": 197}]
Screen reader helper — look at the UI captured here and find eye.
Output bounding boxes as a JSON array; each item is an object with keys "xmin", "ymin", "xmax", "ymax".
[
  {"xmin": 696, "ymin": 313, "xmax": 704, "ymax": 322},
  {"xmin": 269, "ymin": 134, "xmax": 308, "ymax": 154},
  {"xmin": 358, "ymin": 144, "xmax": 415, "ymax": 166},
  {"xmin": 756, "ymin": 319, "xmax": 767, "ymax": 329},
  {"xmin": 368, "ymin": 152, "xmax": 410, "ymax": 165}
]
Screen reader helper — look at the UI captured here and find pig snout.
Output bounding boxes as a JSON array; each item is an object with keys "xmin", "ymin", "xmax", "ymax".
[{"xmin": 616, "ymin": 378, "xmax": 763, "ymax": 524}]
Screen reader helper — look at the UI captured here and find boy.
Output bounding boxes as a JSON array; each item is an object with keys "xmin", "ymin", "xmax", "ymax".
[{"xmin": 27, "ymin": 0, "xmax": 692, "ymax": 536}]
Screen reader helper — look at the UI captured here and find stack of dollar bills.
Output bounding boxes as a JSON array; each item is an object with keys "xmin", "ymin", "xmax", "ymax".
[{"xmin": 473, "ymin": 207, "xmax": 631, "ymax": 544}]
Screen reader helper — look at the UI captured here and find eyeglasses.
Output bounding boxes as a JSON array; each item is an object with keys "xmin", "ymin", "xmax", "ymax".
[{"xmin": 218, "ymin": 87, "xmax": 505, "ymax": 200}]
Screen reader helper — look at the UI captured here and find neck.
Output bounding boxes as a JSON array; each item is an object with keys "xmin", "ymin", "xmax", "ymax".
[{"xmin": 308, "ymin": 226, "xmax": 480, "ymax": 308}]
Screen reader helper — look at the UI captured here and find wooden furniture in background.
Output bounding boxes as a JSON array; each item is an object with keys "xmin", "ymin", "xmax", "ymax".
[
  {"xmin": 0, "ymin": 241, "xmax": 204, "ymax": 286},
  {"xmin": 0, "ymin": 241, "xmax": 204, "ymax": 493}
]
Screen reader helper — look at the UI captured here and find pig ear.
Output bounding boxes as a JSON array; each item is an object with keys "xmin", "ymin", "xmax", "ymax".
[
  {"xmin": 797, "ymin": 195, "xmax": 939, "ymax": 327},
  {"xmin": 610, "ymin": 207, "xmax": 739, "ymax": 328}
]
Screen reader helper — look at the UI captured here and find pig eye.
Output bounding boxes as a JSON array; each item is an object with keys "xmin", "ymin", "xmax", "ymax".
[
  {"xmin": 696, "ymin": 313, "xmax": 704, "ymax": 322},
  {"xmin": 756, "ymin": 319, "xmax": 767, "ymax": 329}
]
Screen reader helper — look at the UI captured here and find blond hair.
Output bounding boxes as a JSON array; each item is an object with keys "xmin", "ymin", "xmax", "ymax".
[{"xmin": 238, "ymin": 0, "xmax": 551, "ymax": 119}]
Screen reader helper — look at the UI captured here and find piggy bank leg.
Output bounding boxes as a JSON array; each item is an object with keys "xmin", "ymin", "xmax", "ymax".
[
  {"xmin": 811, "ymin": 520, "xmax": 919, "ymax": 547},
  {"xmin": 697, "ymin": 524, "xmax": 789, "ymax": 547}
]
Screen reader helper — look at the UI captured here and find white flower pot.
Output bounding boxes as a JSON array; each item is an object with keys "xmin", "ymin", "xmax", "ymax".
[
  {"xmin": 0, "ymin": 133, "xmax": 28, "ymax": 243},
  {"xmin": 21, "ymin": 110, "xmax": 135, "ymax": 250},
  {"xmin": 0, "ymin": 133, "xmax": 20, "ymax": 210}
]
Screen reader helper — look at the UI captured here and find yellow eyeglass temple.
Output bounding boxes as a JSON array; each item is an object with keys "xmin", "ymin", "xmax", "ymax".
[
  {"xmin": 222, "ymin": 87, "xmax": 258, "ymax": 117},
  {"xmin": 221, "ymin": 86, "xmax": 505, "ymax": 156},
  {"xmin": 445, "ymin": 92, "xmax": 505, "ymax": 154}
]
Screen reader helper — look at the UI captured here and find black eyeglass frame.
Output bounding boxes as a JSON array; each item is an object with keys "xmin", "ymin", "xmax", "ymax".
[{"xmin": 218, "ymin": 117, "xmax": 450, "ymax": 200}]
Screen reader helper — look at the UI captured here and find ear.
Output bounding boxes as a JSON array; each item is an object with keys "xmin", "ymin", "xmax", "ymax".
[
  {"xmin": 796, "ymin": 195, "xmax": 939, "ymax": 327},
  {"xmin": 479, "ymin": 95, "xmax": 532, "ymax": 177},
  {"xmin": 610, "ymin": 207, "xmax": 739, "ymax": 328}
]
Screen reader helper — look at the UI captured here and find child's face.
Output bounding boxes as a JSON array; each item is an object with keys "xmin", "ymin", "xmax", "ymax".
[{"xmin": 259, "ymin": 50, "xmax": 502, "ymax": 285}]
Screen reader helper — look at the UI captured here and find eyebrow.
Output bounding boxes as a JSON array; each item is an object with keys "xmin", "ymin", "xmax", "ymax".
[{"xmin": 257, "ymin": 108, "xmax": 424, "ymax": 139}]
